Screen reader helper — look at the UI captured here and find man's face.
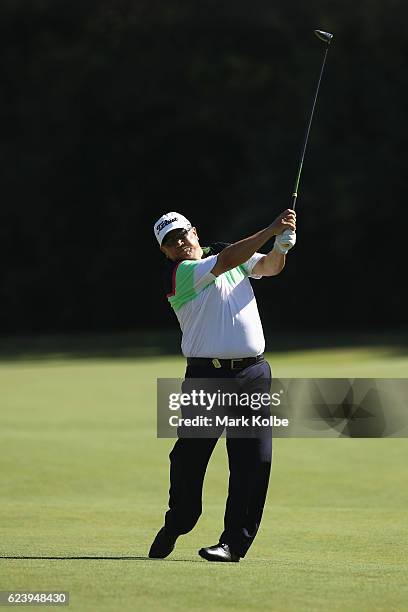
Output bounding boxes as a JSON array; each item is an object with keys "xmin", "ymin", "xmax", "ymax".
[{"xmin": 160, "ymin": 227, "xmax": 202, "ymax": 262}]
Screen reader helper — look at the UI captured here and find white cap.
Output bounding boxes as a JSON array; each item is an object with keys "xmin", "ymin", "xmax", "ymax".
[{"xmin": 153, "ymin": 211, "xmax": 192, "ymax": 246}]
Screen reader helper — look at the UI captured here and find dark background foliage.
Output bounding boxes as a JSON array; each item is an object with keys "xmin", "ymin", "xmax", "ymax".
[{"xmin": 0, "ymin": 0, "xmax": 406, "ymax": 334}]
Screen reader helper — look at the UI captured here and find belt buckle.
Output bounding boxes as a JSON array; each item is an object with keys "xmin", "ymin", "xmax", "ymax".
[{"xmin": 231, "ymin": 358, "xmax": 243, "ymax": 370}]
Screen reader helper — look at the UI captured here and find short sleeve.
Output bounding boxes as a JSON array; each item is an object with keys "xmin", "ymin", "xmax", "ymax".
[
  {"xmin": 241, "ymin": 252, "xmax": 264, "ymax": 279},
  {"xmin": 167, "ymin": 255, "xmax": 217, "ymax": 310}
]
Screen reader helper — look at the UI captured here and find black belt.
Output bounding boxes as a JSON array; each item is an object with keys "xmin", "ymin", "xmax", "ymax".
[{"xmin": 187, "ymin": 354, "xmax": 264, "ymax": 370}]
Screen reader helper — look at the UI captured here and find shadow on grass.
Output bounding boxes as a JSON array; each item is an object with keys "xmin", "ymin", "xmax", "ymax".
[
  {"xmin": 0, "ymin": 555, "xmax": 203, "ymax": 562},
  {"xmin": 0, "ymin": 329, "xmax": 407, "ymax": 362}
]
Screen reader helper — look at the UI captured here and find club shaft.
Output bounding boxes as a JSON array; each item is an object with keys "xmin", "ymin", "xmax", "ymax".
[{"xmin": 292, "ymin": 45, "xmax": 329, "ymax": 210}]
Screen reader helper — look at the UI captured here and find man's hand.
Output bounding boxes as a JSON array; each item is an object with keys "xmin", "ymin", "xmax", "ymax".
[
  {"xmin": 269, "ymin": 209, "xmax": 296, "ymax": 236},
  {"xmin": 274, "ymin": 229, "xmax": 296, "ymax": 255},
  {"xmin": 252, "ymin": 211, "xmax": 297, "ymax": 276}
]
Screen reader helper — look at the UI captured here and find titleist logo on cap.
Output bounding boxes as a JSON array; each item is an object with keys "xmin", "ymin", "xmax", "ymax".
[
  {"xmin": 156, "ymin": 217, "xmax": 177, "ymax": 232},
  {"xmin": 153, "ymin": 211, "xmax": 192, "ymax": 245}
]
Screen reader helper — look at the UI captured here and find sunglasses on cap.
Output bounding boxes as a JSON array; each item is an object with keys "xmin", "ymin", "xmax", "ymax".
[{"xmin": 162, "ymin": 227, "xmax": 192, "ymax": 247}]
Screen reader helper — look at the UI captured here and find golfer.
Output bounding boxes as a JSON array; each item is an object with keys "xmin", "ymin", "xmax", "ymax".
[{"xmin": 149, "ymin": 209, "xmax": 296, "ymax": 562}]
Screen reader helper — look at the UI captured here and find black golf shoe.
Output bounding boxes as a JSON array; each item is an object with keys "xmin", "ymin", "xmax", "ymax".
[
  {"xmin": 198, "ymin": 542, "xmax": 240, "ymax": 563},
  {"xmin": 148, "ymin": 527, "xmax": 178, "ymax": 559}
]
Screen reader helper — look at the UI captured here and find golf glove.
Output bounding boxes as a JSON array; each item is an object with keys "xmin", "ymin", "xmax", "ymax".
[{"xmin": 274, "ymin": 229, "xmax": 296, "ymax": 255}]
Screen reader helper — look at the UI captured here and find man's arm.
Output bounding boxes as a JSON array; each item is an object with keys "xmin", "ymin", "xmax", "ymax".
[
  {"xmin": 211, "ymin": 209, "xmax": 296, "ymax": 277},
  {"xmin": 252, "ymin": 249, "xmax": 286, "ymax": 277}
]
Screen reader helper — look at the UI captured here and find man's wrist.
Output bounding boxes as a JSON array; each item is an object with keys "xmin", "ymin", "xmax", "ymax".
[
  {"xmin": 274, "ymin": 229, "xmax": 296, "ymax": 255},
  {"xmin": 267, "ymin": 223, "xmax": 279, "ymax": 237},
  {"xmin": 273, "ymin": 241, "xmax": 289, "ymax": 255}
]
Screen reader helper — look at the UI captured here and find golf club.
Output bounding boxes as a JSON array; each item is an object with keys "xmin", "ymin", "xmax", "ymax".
[{"xmin": 291, "ymin": 29, "xmax": 334, "ymax": 210}]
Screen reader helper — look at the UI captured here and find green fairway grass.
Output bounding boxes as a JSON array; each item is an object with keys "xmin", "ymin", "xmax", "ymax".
[{"xmin": 0, "ymin": 341, "xmax": 407, "ymax": 611}]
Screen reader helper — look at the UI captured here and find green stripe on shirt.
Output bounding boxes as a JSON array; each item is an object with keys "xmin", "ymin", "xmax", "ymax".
[{"xmin": 168, "ymin": 260, "xmax": 199, "ymax": 311}]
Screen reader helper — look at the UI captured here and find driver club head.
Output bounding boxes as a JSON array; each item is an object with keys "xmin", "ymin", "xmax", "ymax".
[{"xmin": 314, "ymin": 30, "xmax": 334, "ymax": 45}]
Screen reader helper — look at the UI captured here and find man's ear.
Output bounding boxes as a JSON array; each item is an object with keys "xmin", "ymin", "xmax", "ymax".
[{"xmin": 161, "ymin": 247, "xmax": 174, "ymax": 260}]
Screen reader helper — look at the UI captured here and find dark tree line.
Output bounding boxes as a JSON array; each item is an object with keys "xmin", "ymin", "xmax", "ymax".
[{"xmin": 0, "ymin": 0, "xmax": 406, "ymax": 333}]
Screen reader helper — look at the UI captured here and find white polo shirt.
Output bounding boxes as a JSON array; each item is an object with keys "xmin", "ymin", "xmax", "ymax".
[{"xmin": 165, "ymin": 244, "xmax": 265, "ymax": 358}]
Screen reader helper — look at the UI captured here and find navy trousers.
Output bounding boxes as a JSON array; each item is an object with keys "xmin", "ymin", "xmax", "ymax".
[{"xmin": 164, "ymin": 359, "xmax": 272, "ymax": 557}]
